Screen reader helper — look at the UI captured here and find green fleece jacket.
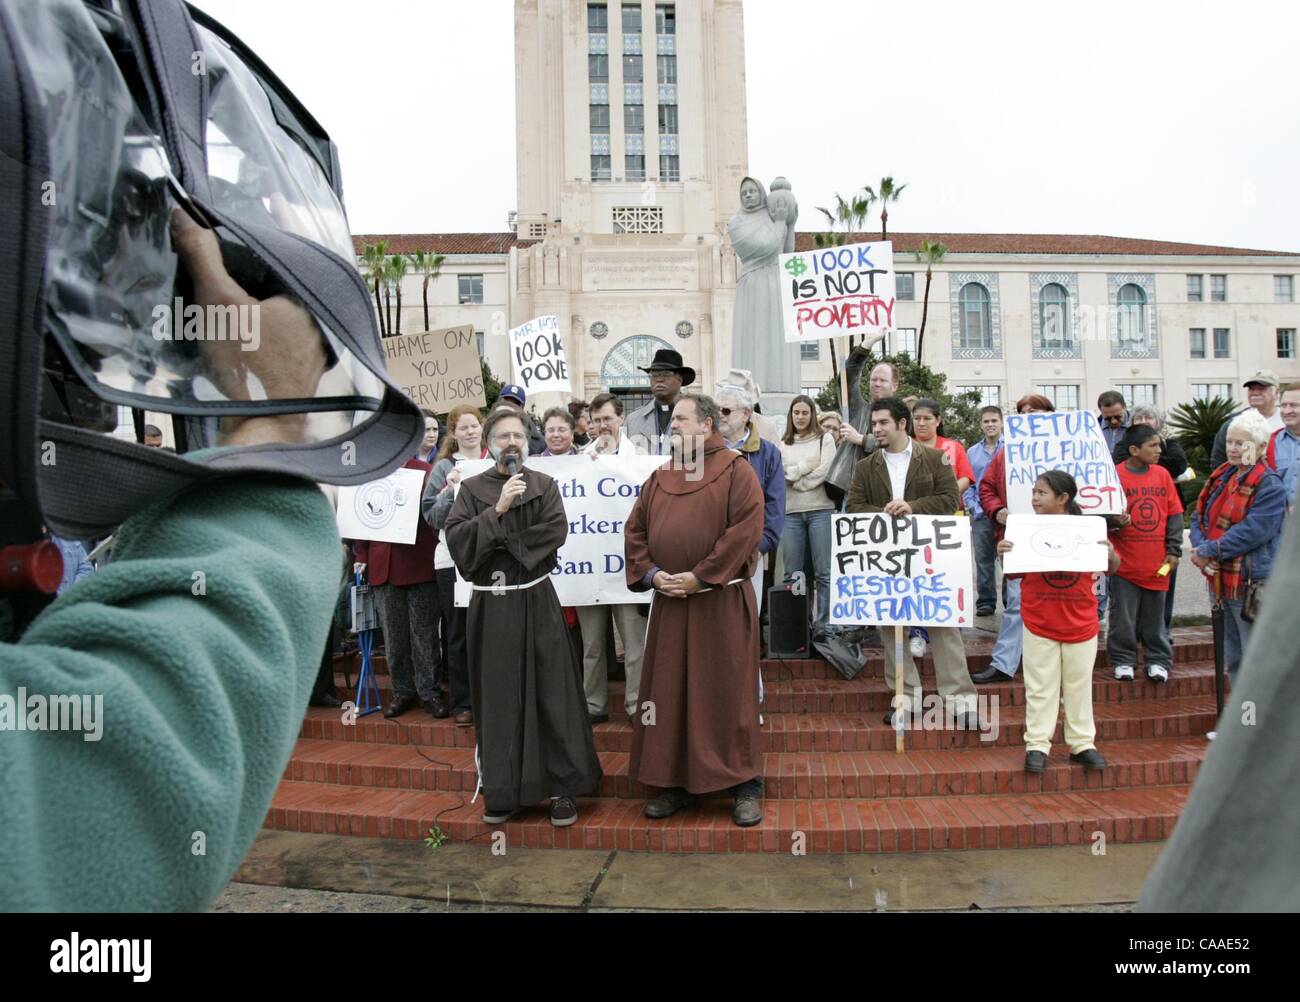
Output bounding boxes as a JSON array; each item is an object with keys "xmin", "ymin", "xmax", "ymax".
[{"xmin": 0, "ymin": 474, "xmax": 338, "ymax": 911}]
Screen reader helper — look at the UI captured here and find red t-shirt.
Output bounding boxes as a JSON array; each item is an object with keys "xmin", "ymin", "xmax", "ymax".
[
  {"xmin": 916, "ymin": 435, "xmax": 976, "ymax": 500},
  {"xmin": 1019, "ymin": 570, "xmax": 1102, "ymax": 644},
  {"xmin": 1113, "ymin": 462, "xmax": 1183, "ymax": 592}
]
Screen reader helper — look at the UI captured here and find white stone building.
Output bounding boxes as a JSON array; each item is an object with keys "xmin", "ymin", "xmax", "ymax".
[{"xmin": 353, "ymin": 0, "xmax": 1300, "ymax": 418}]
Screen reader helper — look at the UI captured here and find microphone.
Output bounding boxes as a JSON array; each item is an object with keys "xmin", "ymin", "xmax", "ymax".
[{"xmin": 504, "ymin": 454, "xmax": 519, "ymax": 476}]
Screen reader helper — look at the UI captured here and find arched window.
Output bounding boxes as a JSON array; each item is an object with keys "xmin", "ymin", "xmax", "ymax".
[
  {"xmin": 1040, "ymin": 282, "xmax": 1071, "ymax": 347},
  {"xmin": 959, "ymin": 282, "xmax": 991, "ymax": 350},
  {"xmin": 1117, "ymin": 283, "xmax": 1147, "ymax": 348}
]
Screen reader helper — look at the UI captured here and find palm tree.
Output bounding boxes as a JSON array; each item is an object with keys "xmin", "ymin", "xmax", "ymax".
[
  {"xmin": 814, "ymin": 190, "xmax": 874, "ymax": 248},
  {"xmin": 407, "ymin": 250, "xmax": 446, "ymax": 332},
  {"xmin": 360, "ymin": 241, "xmax": 389, "ymax": 334},
  {"xmin": 384, "ymin": 255, "xmax": 408, "ymax": 335},
  {"xmin": 914, "ymin": 239, "xmax": 947, "ymax": 364},
  {"xmin": 865, "ymin": 176, "xmax": 907, "ymax": 242}
]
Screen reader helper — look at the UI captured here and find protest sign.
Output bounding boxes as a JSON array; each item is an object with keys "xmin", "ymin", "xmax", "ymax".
[
  {"xmin": 1002, "ymin": 514, "xmax": 1108, "ymax": 574},
  {"xmin": 337, "ymin": 466, "xmax": 426, "ymax": 544},
  {"xmin": 382, "ymin": 323, "xmax": 486, "ymax": 409},
  {"xmin": 1002, "ymin": 411, "xmax": 1126, "ymax": 515},
  {"xmin": 508, "ymin": 314, "xmax": 570, "ymax": 395},
  {"xmin": 453, "ymin": 454, "xmax": 669, "ymax": 607},
  {"xmin": 828, "ymin": 513, "xmax": 974, "ymax": 628},
  {"xmin": 779, "ymin": 240, "xmax": 896, "ymax": 344}
]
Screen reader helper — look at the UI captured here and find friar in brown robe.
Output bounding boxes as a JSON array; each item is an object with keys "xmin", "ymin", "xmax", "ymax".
[
  {"xmin": 624, "ymin": 394, "xmax": 767, "ymax": 826},
  {"xmin": 444, "ymin": 410, "xmax": 601, "ymax": 826}
]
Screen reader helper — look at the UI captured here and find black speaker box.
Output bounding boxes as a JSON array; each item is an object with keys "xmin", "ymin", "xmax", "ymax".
[{"xmin": 767, "ymin": 583, "xmax": 809, "ymax": 658}]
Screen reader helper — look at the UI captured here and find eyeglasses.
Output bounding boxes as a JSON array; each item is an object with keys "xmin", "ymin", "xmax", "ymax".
[{"xmin": 719, "ymin": 407, "xmax": 734, "ymax": 416}]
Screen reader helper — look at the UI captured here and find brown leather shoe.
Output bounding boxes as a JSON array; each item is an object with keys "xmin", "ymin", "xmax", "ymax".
[
  {"xmin": 454, "ymin": 709, "xmax": 474, "ymax": 727},
  {"xmin": 425, "ymin": 695, "xmax": 450, "ymax": 719},
  {"xmin": 383, "ymin": 693, "xmax": 419, "ymax": 719}
]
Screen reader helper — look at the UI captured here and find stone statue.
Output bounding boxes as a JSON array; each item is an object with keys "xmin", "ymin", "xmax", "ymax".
[{"xmin": 727, "ymin": 176, "xmax": 801, "ymax": 397}]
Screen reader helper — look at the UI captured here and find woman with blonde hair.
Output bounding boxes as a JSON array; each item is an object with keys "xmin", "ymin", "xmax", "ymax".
[
  {"xmin": 1189, "ymin": 410, "xmax": 1287, "ymax": 683},
  {"xmin": 421, "ymin": 404, "xmax": 488, "ymax": 725}
]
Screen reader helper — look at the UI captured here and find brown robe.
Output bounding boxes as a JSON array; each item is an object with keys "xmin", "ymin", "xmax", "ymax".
[
  {"xmin": 624, "ymin": 434, "xmax": 765, "ymax": 794},
  {"xmin": 444, "ymin": 466, "xmax": 602, "ymax": 811}
]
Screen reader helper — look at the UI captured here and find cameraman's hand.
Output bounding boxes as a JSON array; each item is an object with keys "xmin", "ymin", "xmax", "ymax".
[{"xmin": 170, "ymin": 208, "xmax": 327, "ymax": 447}]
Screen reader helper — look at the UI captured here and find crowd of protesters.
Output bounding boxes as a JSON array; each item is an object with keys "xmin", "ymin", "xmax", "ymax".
[{"xmin": 329, "ymin": 354, "xmax": 1296, "ymax": 826}]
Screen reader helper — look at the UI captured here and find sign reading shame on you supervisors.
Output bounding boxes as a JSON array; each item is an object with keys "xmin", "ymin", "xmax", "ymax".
[
  {"xmin": 1003, "ymin": 411, "xmax": 1125, "ymax": 515},
  {"xmin": 382, "ymin": 323, "xmax": 486, "ymax": 409},
  {"xmin": 829, "ymin": 513, "xmax": 974, "ymax": 628}
]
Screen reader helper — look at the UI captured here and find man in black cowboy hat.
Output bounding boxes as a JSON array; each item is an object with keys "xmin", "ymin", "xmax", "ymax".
[{"xmin": 623, "ymin": 349, "xmax": 696, "ymax": 456}]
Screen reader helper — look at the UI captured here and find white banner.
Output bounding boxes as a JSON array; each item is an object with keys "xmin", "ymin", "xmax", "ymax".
[
  {"xmin": 1003, "ymin": 411, "xmax": 1125, "ymax": 515},
  {"xmin": 828, "ymin": 513, "xmax": 974, "ymax": 628},
  {"xmin": 453, "ymin": 454, "xmax": 669, "ymax": 606},
  {"xmin": 779, "ymin": 240, "xmax": 896, "ymax": 344},
  {"xmin": 508, "ymin": 314, "xmax": 570, "ymax": 395},
  {"xmin": 1002, "ymin": 514, "xmax": 1108, "ymax": 574},
  {"xmin": 336, "ymin": 467, "xmax": 425, "ymax": 544}
]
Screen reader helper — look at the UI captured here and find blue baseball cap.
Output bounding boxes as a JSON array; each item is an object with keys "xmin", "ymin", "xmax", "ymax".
[{"xmin": 499, "ymin": 384, "xmax": 527, "ymax": 405}]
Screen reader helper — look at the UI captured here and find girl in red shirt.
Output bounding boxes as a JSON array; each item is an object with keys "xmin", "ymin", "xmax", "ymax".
[{"xmin": 998, "ymin": 471, "xmax": 1120, "ymax": 775}]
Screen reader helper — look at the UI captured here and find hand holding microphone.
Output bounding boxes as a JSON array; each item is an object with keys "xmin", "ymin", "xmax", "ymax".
[{"xmin": 494, "ymin": 454, "xmax": 526, "ymax": 516}]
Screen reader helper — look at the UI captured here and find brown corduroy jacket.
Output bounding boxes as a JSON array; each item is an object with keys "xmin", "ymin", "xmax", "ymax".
[{"xmin": 845, "ymin": 441, "xmax": 960, "ymax": 514}]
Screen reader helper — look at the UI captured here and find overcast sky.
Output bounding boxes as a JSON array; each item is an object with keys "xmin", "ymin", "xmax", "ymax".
[{"xmin": 192, "ymin": 0, "xmax": 1299, "ymax": 250}]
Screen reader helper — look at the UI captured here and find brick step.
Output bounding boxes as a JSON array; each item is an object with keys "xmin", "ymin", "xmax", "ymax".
[
  {"xmin": 335, "ymin": 660, "xmax": 1221, "ymax": 713},
  {"xmin": 339, "ymin": 627, "xmax": 1214, "ymax": 683},
  {"xmin": 265, "ymin": 780, "xmax": 1190, "ymax": 853},
  {"xmin": 301, "ymin": 693, "xmax": 1216, "ymax": 753},
  {"xmin": 285, "ymin": 734, "xmax": 1205, "ymax": 800}
]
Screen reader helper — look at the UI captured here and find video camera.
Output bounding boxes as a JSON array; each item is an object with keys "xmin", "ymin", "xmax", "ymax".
[{"xmin": 0, "ymin": 0, "xmax": 423, "ymax": 638}]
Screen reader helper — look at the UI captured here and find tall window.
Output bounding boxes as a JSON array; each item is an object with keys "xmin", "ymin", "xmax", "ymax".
[
  {"xmin": 623, "ymin": 54, "xmax": 643, "ymax": 82},
  {"xmin": 959, "ymin": 282, "xmax": 992, "ymax": 350},
  {"xmin": 1192, "ymin": 383, "xmax": 1233, "ymax": 402},
  {"xmin": 1035, "ymin": 385, "xmax": 1079, "ymax": 411},
  {"xmin": 1189, "ymin": 328, "xmax": 1206, "ymax": 359},
  {"xmin": 457, "ymin": 274, "xmax": 483, "ymax": 305},
  {"xmin": 588, "ymin": 5, "xmax": 610, "ymax": 182},
  {"xmin": 896, "ymin": 273, "xmax": 915, "ymax": 301},
  {"xmin": 885, "ymin": 328, "xmax": 917, "ymax": 357},
  {"xmin": 1279, "ymin": 328, "xmax": 1296, "ymax": 359},
  {"xmin": 621, "ymin": 2, "xmax": 641, "ymax": 32},
  {"xmin": 1116, "ymin": 283, "xmax": 1147, "ymax": 349},
  {"xmin": 1187, "ymin": 274, "xmax": 1203, "ymax": 302},
  {"xmin": 1277, "ymin": 275, "xmax": 1295, "ymax": 303},
  {"xmin": 1210, "ymin": 274, "xmax": 1227, "ymax": 302},
  {"xmin": 1213, "ymin": 328, "xmax": 1231, "ymax": 359},
  {"xmin": 1040, "ymin": 282, "xmax": 1071, "ymax": 347},
  {"xmin": 1117, "ymin": 384, "xmax": 1158, "ymax": 407},
  {"xmin": 799, "ymin": 341, "xmax": 820, "ymax": 362},
  {"xmin": 475, "ymin": 330, "xmax": 485, "ymax": 357},
  {"xmin": 957, "ymin": 385, "xmax": 1003, "ymax": 408},
  {"xmin": 655, "ymin": 4, "xmax": 678, "ymax": 180}
]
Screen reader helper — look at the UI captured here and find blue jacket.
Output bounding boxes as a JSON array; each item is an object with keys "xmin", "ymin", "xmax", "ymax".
[
  {"xmin": 733, "ymin": 423, "xmax": 786, "ymax": 555},
  {"xmin": 1190, "ymin": 464, "xmax": 1287, "ymax": 580}
]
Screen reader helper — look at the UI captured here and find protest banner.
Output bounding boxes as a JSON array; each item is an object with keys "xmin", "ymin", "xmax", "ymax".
[
  {"xmin": 1002, "ymin": 513, "xmax": 1108, "ymax": 574},
  {"xmin": 336, "ymin": 466, "xmax": 426, "ymax": 544},
  {"xmin": 828, "ymin": 513, "xmax": 974, "ymax": 628},
  {"xmin": 508, "ymin": 314, "xmax": 571, "ymax": 395},
  {"xmin": 1002, "ymin": 411, "xmax": 1125, "ymax": 515},
  {"xmin": 779, "ymin": 240, "xmax": 896, "ymax": 344},
  {"xmin": 453, "ymin": 454, "xmax": 669, "ymax": 606},
  {"xmin": 382, "ymin": 323, "xmax": 486, "ymax": 409}
]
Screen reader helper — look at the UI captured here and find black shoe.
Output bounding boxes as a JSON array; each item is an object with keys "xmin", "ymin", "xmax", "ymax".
[
  {"xmin": 732, "ymin": 796, "xmax": 763, "ymax": 827},
  {"xmin": 644, "ymin": 788, "xmax": 697, "ymax": 819},
  {"xmin": 425, "ymin": 695, "xmax": 450, "ymax": 719},
  {"xmin": 1024, "ymin": 751, "xmax": 1047, "ymax": 773},
  {"xmin": 482, "ymin": 805, "xmax": 516, "ymax": 825},
  {"xmin": 588, "ymin": 712, "xmax": 609, "ymax": 725},
  {"xmin": 550, "ymin": 796, "xmax": 578, "ymax": 827},
  {"xmin": 975, "ymin": 607, "xmax": 995, "ymax": 618},
  {"xmin": 384, "ymin": 693, "xmax": 419, "ymax": 719},
  {"xmin": 971, "ymin": 666, "xmax": 1008, "ymax": 684},
  {"xmin": 1070, "ymin": 748, "xmax": 1107, "ymax": 771},
  {"xmin": 309, "ymin": 691, "xmax": 342, "ymax": 708}
]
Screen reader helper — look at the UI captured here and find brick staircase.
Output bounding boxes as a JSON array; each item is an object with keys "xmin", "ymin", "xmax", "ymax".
[{"xmin": 267, "ymin": 628, "xmax": 1218, "ymax": 853}]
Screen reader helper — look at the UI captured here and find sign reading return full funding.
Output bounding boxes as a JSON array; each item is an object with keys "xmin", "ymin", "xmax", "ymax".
[{"xmin": 779, "ymin": 240, "xmax": 896, "ymax": 344}]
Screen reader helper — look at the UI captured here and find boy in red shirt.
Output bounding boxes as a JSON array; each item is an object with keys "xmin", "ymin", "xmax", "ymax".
[{"xmin": 1108, "ymin": 425, "xmax": 1184, "ymax": 683}]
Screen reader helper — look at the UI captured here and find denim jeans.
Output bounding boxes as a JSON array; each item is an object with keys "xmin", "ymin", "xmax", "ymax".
[
  {"xmin": 992, "ymin": 576, "xmax": 1023, "ymax": 677},
  {"xmin": 781, "ymin": 508, "xmax": 833, "ymax": 632},
  {"xmin": 971, "ymin": 516, "xmax": 998, "ymax": 612},
  {"xmin": 1222, "ymin": 597, "xmax": 1253, "ymax": 681}
]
